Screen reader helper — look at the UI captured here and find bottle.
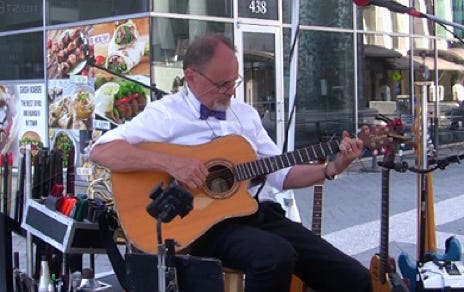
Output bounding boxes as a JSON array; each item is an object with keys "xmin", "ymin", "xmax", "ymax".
[
  {"xmin": 48, "ymin": 274, "xmax": 56, "ymax": 292},
  {"xmin": 38, "ymin": 256, "xmax": 51, "ymax": 292},
  {"xmin": 77, "ymin": 268, "xmax": 99, "ymax": 291}
]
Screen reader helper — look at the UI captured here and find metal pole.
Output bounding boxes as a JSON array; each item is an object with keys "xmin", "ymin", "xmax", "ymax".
[
  {"xmin": 287, "ymin": 0, "xmax": 300, "ymax": 151},
  {"xmin": 25, "ymin": 145, "xmax": 33, "ymax": 276}
]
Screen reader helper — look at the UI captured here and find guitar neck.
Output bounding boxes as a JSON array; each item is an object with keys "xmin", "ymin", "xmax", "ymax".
[
  {"xmin": 234, "ymin": 140, "xmax": 340, "ymax": 181},
  {"xmin": 311, "ymin": 183, "xmax": 324, "ymax": 237},
  {"xmin": 379, "ymin": 167, "xmax": 390, "ymax": 281}
]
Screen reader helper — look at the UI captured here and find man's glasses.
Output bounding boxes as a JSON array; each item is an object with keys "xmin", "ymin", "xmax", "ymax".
[{"xmin": 194, "ymin": 69, "xmax": 243, "ymax": 94}]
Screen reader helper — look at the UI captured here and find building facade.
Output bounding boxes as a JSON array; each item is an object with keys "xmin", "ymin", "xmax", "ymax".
[{"xmin": 0, "ymin": 0, "xmax": 463, "ymax": 168}]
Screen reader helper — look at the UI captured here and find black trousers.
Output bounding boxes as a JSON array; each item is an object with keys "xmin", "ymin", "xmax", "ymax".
[{"xmin": 190, "ymin": 201, "xmax": 372, "ymax": 292}]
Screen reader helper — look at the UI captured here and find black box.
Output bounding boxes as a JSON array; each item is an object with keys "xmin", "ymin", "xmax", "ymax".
[{"xmin": 21, "ymin": 199, "xmax": 106, "ymax": 254}]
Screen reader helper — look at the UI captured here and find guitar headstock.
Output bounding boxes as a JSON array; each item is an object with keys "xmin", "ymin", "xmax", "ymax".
[
  {"xmin": 358, "ymin": 124, "xmax": 395, "ymax": 154},
  {"xmin": 357, "ymin": 119, "xmax": 409, "ymax": 157}
]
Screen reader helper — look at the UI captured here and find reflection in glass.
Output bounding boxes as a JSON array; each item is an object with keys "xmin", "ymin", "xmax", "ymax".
[
  {"xmin": 154, "ymin": 0, "xmax": 232, "ymax": 18},
  {"xmin": 283, "ymin": 0, "xmax": 352, "ymax": 28},
  {"xmin": 241, "ymin": 32, "xmax": 277, "ymax": 141},
  {"xmin": 47, "ymin": 0, "xmax": 149, "ymax": 25},
  {"xmin": 284, "ymin": 29, "xmax": 355, "ymax": 147},
  {"xmin": 0, "ymin": 32, "xmax": 44, "ymax": 80},
  {"xmin": 151, "ymin": 18, "xmax": 233, "ymax": 94}
]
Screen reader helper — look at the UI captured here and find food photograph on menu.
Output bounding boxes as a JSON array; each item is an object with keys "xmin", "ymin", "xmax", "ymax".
[
  {"xmin": 48, "ymin": 79, "xmax": 95, "ymax": 130},
  {"xmin": 91, "ymin": 18, "xmax": 150, "ymax": 126},
  {"xmin": 47, "ymin": 26, "xmax": 94, "ymax": 79},
  {"xmin": 92, "ymin": 17, "xmax": 150, "ymax": 78},
  {"xmin": 46, "ymin": 17, "xmax": 150, "ymax": 130}
]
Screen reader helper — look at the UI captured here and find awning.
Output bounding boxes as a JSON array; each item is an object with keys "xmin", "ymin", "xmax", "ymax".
[
  {"xmin": 364, "ymin": 45, "xmax": 403, "ymax": 58},
  {"xmin": 413, "ymin": 56, "xmax": 464, "ymax": 71},
  {"xmin": 387, "ymin": 56, "xmax": 422, "ymax": 70}
]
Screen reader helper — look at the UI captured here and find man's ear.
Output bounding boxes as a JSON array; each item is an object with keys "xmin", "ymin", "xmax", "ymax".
[{"xmin": 183, "ymin": 68, "xmax": 195, "ymax": 83}]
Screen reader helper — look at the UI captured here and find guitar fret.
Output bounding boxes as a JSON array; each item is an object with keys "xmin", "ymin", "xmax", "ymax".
[
  {"xmin": 291, "ymin": 153, "xmax": 297, "ymax": 164},
  {"xmin": 284, "ymin": 154, "xmax": 291, "ymax": 166},
  {"xmin": 264, "ymin": 158, "xmax": 271, "ymax": 172},
  {"xmin": 249, "ymin": 162, "xmax": 256, "ymax": 178},
  {"xmin": 235, "ymin": 165, "xmax": 244, "ymax": 180},
  {"xmin": 321, "ymin": 142, "xmax": 331, "ymax": 156},
  {"xmin": 241, "ymin": 164, "xmax": 249, "ymax": 179},
  {"xmin": 296, "ymin": 149, "xmax": 304, "ymax": 163},
  {"xmin": 303, "ymin": 148, "xmax": 312, "ymax": 161},
  {"xmin": 256, "ymin": 160, "xmax": 264, "ymax": 175},
  {"xmin": 245, "ymin": 163, "xmax": 253, "ymax": 178},
  {"xmin": 319, "ymin": 144, "xmax": 326, "ymax": 158},
  {"xmin": 314, "ymin": 144, "xmax": 323, "ymax": 159},
  {"xmin": 310, "ymin": 146, "xmax": 317, "ymax": 160},
  {"xmin": 277, "ymin": 156, "xmax": 285, "ymax": 169}
]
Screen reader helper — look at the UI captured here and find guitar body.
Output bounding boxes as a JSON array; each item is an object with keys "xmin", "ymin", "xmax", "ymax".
[
  {"xmin": 111, "ymin": 128, "xmax": 388, "ymax": 254},
  {"xmin": 398, "ymin": 236, "xmax": 462, "ymax": 292},
  {"xmin": 370, "ymin": 255, "xmax": 406, "ymax": 292},
  {"xmin": 111, "ymin": 135, "xmax": 259, "ymax": 254}
]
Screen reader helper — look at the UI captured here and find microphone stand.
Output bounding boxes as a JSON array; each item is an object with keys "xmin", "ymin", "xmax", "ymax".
[
  {"xmin": 146, "ymin": 182, "xmax": 193, "ymax": 292},
  {"xmin": 420, "ymin": 12, "xmax": 464, "ymax": 32}
]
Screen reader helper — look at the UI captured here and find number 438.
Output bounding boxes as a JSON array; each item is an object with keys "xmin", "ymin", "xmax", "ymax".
[{"xmin": 249, "ymin": 0, "xmax": 267, "ymax": 14}]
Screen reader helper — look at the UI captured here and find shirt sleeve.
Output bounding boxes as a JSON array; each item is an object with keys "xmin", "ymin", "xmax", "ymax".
[{"xmin": 93, "ymin": 101, "xmax": 173, "ymax": 146}]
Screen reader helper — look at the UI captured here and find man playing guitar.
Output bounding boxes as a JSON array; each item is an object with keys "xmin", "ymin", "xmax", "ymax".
[{"xmin": 90, "ymin": 34, "xmax": 371, "ymax": 291}]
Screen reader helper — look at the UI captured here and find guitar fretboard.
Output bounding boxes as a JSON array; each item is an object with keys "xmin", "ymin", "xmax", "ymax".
[
  {"xmin": 311, "ymin": 184, "xmax": 324, "ymax": 237},
  {"xmin": 233, "ymin": 139, "xmax": 340, "ymax": 181}
]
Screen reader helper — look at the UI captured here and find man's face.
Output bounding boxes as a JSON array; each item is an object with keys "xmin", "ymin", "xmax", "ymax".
[{"xmin": 185, "ymin": 43, "xmax": 240, "ymax": 110}]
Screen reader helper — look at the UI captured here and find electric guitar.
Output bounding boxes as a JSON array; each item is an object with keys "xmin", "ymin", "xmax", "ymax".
[
  {"xmin": 290, "ymin": 180, "xmax": 324, "ymax": 292},
  {"xmin": 311, "ymin": 182, "xmax": 324, "ymax": 237},
  {"xmin": 398, "ymin": 98, "xmax": 462, "ymax": 292},
  {"xmin": 370, "ymin": 118, "xmax": 409, "ymax": 292},
  {"xmin": 111, "ymin": 125, "xmax": 390, "ymax": 254}
]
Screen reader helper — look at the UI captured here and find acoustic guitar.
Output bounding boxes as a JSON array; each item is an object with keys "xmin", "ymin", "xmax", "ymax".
[
  {"xmin": 370, "ymin": 118, "xmax": 409, "ymax": 292},
  {"xmin": 111, "ymin": 126, "xmax": 389, "ymax": 254}
]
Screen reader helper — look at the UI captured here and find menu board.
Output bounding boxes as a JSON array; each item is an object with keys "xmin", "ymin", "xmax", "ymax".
[
  {"xmin": 0, "ymin": 83, "xmax": 48, "ymax": 167},
  {"xmin": 46, "ymin": 17, "xmax": 151, "ymax": 133},
  {"xmin": 45, "ymin": 17, "xmax": 151, "ymax": 174}
]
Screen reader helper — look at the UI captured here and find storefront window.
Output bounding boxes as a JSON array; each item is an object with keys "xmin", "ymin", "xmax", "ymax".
[
  {"xmin": 46, "ymin": 0, "xmax": 149, "ymax": 25},
  {"xmin": 0, "ymin": 0, "xmax": 42, "ymax": 31},
  {"xmin": 154, "ymin": 0, "xmax": 232, "ymax": 18},
  {"xmin": 453, "ymin": 0, "xmax": 464, "ymax": 39},
  {"xmin": 283, "ymin": 29, "xmax": 355, "ymax": 147},
  {"xmin": 0, "ymin": 32, "xmax": 44, "ymax": 80},
  {"xmin": 151, "ymin": 18, "xmax": 233, "ymax": 94},
  {"xmin": 283, "ymin": 0, "xmax": 353, "ymax": 29}
]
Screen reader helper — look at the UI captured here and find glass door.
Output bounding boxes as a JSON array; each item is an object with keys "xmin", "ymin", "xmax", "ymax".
[{"xmin": 235, "ymin": 24, "xmax": 285, "ymax": 148}]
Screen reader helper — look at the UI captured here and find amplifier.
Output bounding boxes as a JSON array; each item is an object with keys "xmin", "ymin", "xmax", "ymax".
[{"xmin": 418, "ymin": 260, "xmax": 464, "ymax": 291}]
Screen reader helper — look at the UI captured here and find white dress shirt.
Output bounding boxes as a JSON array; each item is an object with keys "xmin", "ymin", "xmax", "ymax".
[{"xmin": 94, "ymin": 85, "xmax": 291, "ymax": 201}]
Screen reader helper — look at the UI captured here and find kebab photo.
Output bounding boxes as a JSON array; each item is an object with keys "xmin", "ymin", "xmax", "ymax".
[{"xmin": 47, "ymin": 27, "xmax": 93, "ymax": 78}]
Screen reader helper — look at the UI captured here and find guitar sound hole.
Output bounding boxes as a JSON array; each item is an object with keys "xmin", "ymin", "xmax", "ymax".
[{"xmin": 205, "ymin": 165, "xmax": 235, "ymax": 199}]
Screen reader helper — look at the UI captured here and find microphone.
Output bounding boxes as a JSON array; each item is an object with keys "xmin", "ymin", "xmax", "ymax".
[{"xmin": 353, "ymin": 0, "xmax": 424, "ymax": 17}]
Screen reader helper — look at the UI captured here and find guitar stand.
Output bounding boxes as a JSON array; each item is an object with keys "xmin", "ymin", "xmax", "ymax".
[
  {"xmin": 380, "ymin": 154, "xmax": 464, "ymax": 291},
  {"xmin": 146, "ymin": 182, "xmax": 193, "ymax": 292},
  {"xmin": 156, "ymin": 222, "xmax": 179, "ymax": 292}
]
